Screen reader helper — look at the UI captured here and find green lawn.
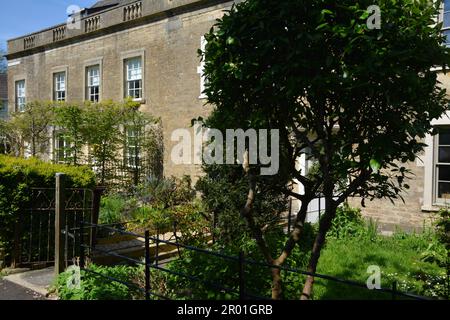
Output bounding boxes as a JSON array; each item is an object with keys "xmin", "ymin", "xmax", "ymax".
[{"xmin": 313, "ymin": 233, "xmax": 447, "ymax": 300}]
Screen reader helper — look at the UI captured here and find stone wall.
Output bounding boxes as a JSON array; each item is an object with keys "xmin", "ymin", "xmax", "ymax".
[{"xmin": 348, "ymin": 160, "xmax": 433, "ymax": 233}]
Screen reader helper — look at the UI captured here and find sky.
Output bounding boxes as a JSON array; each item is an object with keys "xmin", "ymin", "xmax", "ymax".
[{"xmin": 0, "ymin": 0, "xmax": 98, "ymax": 50}]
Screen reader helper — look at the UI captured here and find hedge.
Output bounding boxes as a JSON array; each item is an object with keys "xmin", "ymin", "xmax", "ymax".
[{"xmin": 0, "ymin": 155, "xmax": 95, "ymax": 266}]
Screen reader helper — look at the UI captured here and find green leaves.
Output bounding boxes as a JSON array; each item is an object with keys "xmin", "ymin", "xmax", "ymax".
[
  {"xmin": 370, "ymin": 159, "xmax": 381, "ymax": 174},
  {"xmin": 201, "ymin": 0, "xmax": 449, "ymax": 206}
]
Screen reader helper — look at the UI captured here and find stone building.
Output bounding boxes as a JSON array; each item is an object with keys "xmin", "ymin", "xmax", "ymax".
[
  {"xmin": 6, "ymin": 0, "xmax": 235, "ymax": 177},
  {"xmin": 5, "ymin": 0, "xmax": 450, "ymax": 231}
]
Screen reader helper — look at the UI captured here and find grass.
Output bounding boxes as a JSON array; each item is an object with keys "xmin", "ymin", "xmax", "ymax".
[{"xmin": 312, "ymin": 232, "xmax": 447, "ymax": 300}]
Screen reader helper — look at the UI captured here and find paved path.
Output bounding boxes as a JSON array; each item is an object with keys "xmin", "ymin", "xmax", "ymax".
[
  {"xmin": 0, "ymin": 279, "xmax": 45, "ymax": 300},
  {"xmin": 0, "ymin": 267, "xmax": 54, "ymax": 300}
]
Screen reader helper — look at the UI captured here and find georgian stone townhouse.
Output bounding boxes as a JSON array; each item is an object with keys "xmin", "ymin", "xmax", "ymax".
[{"xmin": 5, "ymin": 0, "xmax": 450, "ymax": 231}]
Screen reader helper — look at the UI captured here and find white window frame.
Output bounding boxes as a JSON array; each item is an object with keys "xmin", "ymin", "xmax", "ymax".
[
  {"xmin": 125, "ymin": 57, "xmax": 142, "ymax": 101},
  {"xmin": 125, "ymin": 127, "xmax": 141, "ymax": 168},
  {"xmin": 433, "ymin": 126, "xmax": 450, "ymax": 203},
  {"xmin": 422, "ymin": 109, "xmax": 450, "ymax": 210},
  {"xmin": 54, "ymin": 132, "xmax": 72, "ymax": 164},
  {"xmin": 53, "ymin": 72, "xmax": 66, "ymax": 102},
  {"xmin": 15, "ymin": 80, "xmax": 26, "ymax": 112},
  {"xmin": 86, "ymin": 65, "xmax": 100, "ymax": 102}
]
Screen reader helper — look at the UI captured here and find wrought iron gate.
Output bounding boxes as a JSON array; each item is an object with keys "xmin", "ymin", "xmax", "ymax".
[{"xmin": 12, "ymin": 187, "xmax": 101, "ymax": 268}]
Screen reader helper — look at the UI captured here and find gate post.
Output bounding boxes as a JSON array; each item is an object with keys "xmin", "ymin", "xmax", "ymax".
[{"xmin": 54, "ymin": 173, "xmax": 66, "ymax": 277}]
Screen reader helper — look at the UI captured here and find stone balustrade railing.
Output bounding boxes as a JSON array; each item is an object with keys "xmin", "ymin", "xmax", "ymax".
[
  {"xmin": 85, "ymin": 15, "xmax": 101, "ymax": 33},
  {"xmin": 124, "ymin": 2, "xmax": 143, "ymax": 22},
  {"xmin": 7, "ymin": 0, "xmax": 231, "ymax": 58}
]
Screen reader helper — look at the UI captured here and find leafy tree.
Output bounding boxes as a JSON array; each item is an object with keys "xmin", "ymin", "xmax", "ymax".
[
  {"xmin": 7, "ymin": 101, "xmax": 54, "ymax": 157},
  {"xmin": 201, "ymin": 0, "xmax": 450, "ymax": 299},
  {"xmin": 54, "ymin": 102, "xmax": 85, "ymax": 165},
  {"xmin": 83, "ymin": 100, "xmax": 125, "ymax": 186}
]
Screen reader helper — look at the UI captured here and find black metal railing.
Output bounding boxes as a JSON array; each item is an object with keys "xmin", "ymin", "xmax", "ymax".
[{"xmin": 74, "ymin": 221, "xmax": 435, "ymax": 301}]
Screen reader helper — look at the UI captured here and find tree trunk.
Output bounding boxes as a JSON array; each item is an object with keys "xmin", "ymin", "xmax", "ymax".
[
  {"xmin": 300, "ymin": 197, "xmax": 336, "ymax": 300},
  {"xmin": 271, "ymin": 267, "xmax": 283, "ymax": 299}
]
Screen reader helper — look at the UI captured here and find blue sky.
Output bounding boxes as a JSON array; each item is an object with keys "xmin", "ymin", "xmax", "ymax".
[{"xmin": 0, "ymin": 0, "xmax": 98, "ymax": 50}]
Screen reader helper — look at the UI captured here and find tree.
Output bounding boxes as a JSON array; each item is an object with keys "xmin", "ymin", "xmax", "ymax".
[
  {"xmin": 54, "ymin": 102, "xmax": 85, "ymax": 165},
  {"xmin": 201, "ymin": 0, "xmax": 450, "ymax": 299},
  {"xmin": 7, "ymin": 102, "xmax": 54, "ymax": 157},
  {"xmin": 83, "ymin": 100, "xmax": 125, "ymax": 186}
]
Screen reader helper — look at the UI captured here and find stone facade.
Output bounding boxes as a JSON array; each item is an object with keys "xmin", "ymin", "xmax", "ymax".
[
  {"xmin": 6, "ymin": 0, "xmax": 235, "ymax": 180},
  {"xmin": 348, "ymin": 160, "xmax": 428, "ymax": 233}
]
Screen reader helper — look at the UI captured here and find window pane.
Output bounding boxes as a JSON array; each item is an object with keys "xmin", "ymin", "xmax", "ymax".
[
  {"xmin": 127, "ymin": 58, "xmax": 142, "ymax": 81},
  {"xmin": 439, "ymin": 128, "xmax": 450, "ymax": 145},
  {"xmin": 438, "ymin": 165, "xmax": 450, "ymax": 181},
  {"xmin": 439, "ymin": 146, "xmax": 450, "ymax": 163},
  {"xmin": 88, "ymin": 66, "xmax": 100, "ymax": 86},
  {"xmin": 16, "ymin": 80, "xmax": 26, "ymax": 111},
  {"xmin": 444, "ymin": 11, "xmax": 450, "ymax": 29},
  {"xmin": 443, "ymin": 30, "xmax": 450, "ymax": 46},
  {"xmin": 438, "ymin": 181, "xmax": 450, "ymax": 199}
]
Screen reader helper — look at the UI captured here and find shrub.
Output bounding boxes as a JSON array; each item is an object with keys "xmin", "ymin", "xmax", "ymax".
[
  {"xmin": 99, "ymin": 194, "xmax": 129, "ymax": 225},
  {"xmin": 435, "ymin": 209, "xmax": 450, "ymax": 250},
  {"xmin": 55, "ymin": 264, "xmax": 141, "ymax": 300},
  {"xmin": 97, "ymin": 177, "xmax": 209, "ymax": 245},
  {"xmin": 0, "ymin": 155, "xmax": 95, "ymax": 266},
  {"xmin": 327, "ymin": 203, "xmax": 365, "ymax": 239},
  {"xmin": 136, "ymin": 175, "xmax": 196, "ymax": 208},
  {"xmin": 195, "ymin": 164, "xmax": 287, "ymax": 248},
  {"xmin": 156, "ymin": 226, "xmax": 315, "ymax": 299}
]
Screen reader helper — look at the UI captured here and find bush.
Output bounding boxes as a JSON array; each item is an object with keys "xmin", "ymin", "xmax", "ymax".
[
  {"xmin": 0, "ymin": 155, "xmax": 95, "ymax": 266},
  {"xmin": 195, "ymin": 164, "xmax": 287, "ymax": 248},
  {"xmin": 55, "ymin": 264, "xmax": 141, "ymax": 300},
  {"xmin": 435, "ymin": 209, "xmax": 450, "ymax": 250},
  {"xmin": 99, "ymin": 194, "xmax": 129, "ymax": 225},
  {"xmin": 136, "ymin": 175, "xmax": 196, "ymax": 208},
  {"xmin": 154, "ymin": 226, "xmax": 315, "ymax": 299},
  {"xmin": 327, "ymin": 203, "xmax": 365, "ymax": 239},
  {"xmin": 98, "ymin": 176, "xmax": 209, "ymax": 244}
]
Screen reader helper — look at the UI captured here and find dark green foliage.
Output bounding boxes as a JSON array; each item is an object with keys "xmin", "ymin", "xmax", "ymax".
[
  {"xmin": 158, "ymin": 227, "xmax": 315, "ymax": 300},
  {"xmin": 0, "ymin": 155, "xmax": 95, "ymax": 265},
  {"xmin": 435, "ymin": 209, "xmax": 450, "ymax": 250},
  {"xmin": 55, "ymin": 264, "xmax": 140, "ymax": 300},
  {"xmin": 196, "ymin": 164, "xmax": 287, "ymax": 248},
  {"xmin": 202, "ymin": 0, "xmax": 450, "ymax": 210}
]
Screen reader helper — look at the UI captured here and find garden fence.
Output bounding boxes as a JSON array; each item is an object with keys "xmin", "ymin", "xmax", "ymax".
[{"xmin": 74, "ymin": 221, "xmax": 437, "ymax": 301}]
